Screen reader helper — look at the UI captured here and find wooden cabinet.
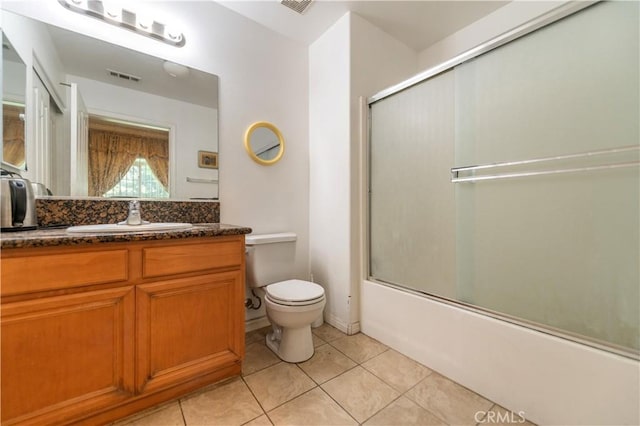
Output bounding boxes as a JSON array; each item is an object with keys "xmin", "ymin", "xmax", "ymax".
[
  {"xmin": 136, "ymin": 271, "xmax": 244, "ymax": 393},
  {"xmin": 0, "ymin": 235, "xmax": 245, "ymax": 425},
  {"xmin": 1, "ymin": 287, "xmax": 135, "ymax": 425}
]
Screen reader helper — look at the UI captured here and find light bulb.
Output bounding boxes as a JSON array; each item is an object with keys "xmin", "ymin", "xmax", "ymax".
[
  {"xmin": 137, "ymin": 16, "xmax": 153, "ymax": 31},
  {"xmin": 102, "ymin": 0, "xmax": 121, "ymax": 19}
]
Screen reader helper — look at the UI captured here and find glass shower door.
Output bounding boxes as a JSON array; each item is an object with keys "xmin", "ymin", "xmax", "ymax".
[{"xmin": 368, "ymin": 1, "xmax": 639, "ymax": 355}]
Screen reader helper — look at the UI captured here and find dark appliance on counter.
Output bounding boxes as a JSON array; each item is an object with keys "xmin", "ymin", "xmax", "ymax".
[{"xmin": 1, "ymin": 170, "xmax": 37, "ymax": 231}]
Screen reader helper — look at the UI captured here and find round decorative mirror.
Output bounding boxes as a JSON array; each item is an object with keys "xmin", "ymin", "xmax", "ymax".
[{"xmin": 244, "ymin": 121, "xmax": 284, "ymax": 165}]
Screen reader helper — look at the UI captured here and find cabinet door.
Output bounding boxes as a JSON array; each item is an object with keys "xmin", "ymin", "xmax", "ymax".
[
  {"xmin": 1, "ymin": 286, "xmax": 135, "ymax": 425},
  {"xmin": 136, "ymin": 271, "xmax": 244, "ymax": 393}
]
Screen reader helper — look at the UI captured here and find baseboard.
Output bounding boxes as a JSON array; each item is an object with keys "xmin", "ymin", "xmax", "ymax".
[
  {"xmin": 245, "ymin": 314, "xmax": 360, "ymax": 335},
  {"xmin": 325, "ymin": 312, "xmax": 360, "ymax": 335},
  {"xmin": 245, "ymin": 316, "xmax": 270, "ymax": 332},
  {"xmin": 347, "ymin": 321, "xmax": 361, "ymax": 335}
]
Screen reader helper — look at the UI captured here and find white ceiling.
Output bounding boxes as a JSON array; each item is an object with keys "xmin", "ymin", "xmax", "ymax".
[
  {"xmin": 5, "ymin": 1, "xmax": 509, "ymax": 109},
  {"xmin": 216, "ymin": 0, "xmax": 509, "ymax": 51}
]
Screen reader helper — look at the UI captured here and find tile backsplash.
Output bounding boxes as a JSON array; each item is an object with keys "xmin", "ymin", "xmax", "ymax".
[{"xmin": 36, "ymin": 198, "xmax": 220, "ymax": 227}]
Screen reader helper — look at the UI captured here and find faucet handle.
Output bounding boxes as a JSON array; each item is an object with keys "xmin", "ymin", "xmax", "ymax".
[{"xmin": 129, "ymin": 200, "xmax": 140, "ymax": 211}]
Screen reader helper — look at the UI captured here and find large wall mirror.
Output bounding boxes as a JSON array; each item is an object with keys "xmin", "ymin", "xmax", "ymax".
[
  {"xmin": 2, "ymin": 32, "xmax": 27, "ymax": 171},
  {"xmin": 244, "ymin": 121, "xmax": 285, "ymax": 166},
  {"xmin": 1, "ymin": 10, "xmax": 219, "ymax": 200}
]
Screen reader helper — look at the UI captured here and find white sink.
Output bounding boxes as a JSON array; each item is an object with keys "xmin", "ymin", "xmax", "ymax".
[{"xmin": 66, "ymin": 222, "xmax": 193, "ymax": 233}]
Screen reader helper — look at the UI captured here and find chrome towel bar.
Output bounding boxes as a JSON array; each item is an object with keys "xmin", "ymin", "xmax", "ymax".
[
  {"xmin": 451, "ymin": 145, "xmax": 639, "ymax": 183},
  {"xmin": 186, "ymin": 177, "xmax": 218, "ymax": 184}
]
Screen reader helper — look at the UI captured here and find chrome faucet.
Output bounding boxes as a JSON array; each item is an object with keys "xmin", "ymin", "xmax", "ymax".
[{"xmin": 120, "ymin": 200, "xmax": 148, "ymax": 226}]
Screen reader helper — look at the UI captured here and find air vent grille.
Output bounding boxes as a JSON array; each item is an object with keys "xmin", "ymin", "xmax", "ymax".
[
  {"xmin": 281, "ymin": 0, "xmax": 312, "ymax": 15},
  {"xmin": 107, "ymin": 69, "xmax": 141, "ymax": 82}
]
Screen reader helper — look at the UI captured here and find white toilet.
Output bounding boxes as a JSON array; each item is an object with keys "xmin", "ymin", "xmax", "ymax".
[{"xmin": 245, "ymin": 232, "xmax": 325, "ymax": 363}]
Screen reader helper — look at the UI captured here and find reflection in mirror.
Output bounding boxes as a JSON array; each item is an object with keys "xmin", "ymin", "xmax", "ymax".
[
  {"xmin": 244, "ymin": 122, "xmax": 284, "ymax": 166},
  {"xmin": 88, "ymin": 117, "xmax": 169, "ymax": 198},
  {"xmin": 2, "ymin": 32, "xmax": 27, "ymax": 170},
  {"xmin": 1, "ymin": 10, "xmax": 219, "ymax": 199}
]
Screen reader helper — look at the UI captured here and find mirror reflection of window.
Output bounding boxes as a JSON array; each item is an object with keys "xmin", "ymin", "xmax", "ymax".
[
  {"xmin": 2, "ymin": 102, "xmax": 25, "ymax": 168},
  {"xmin": 103, "ymin": 158, "xmax": 169, "ymax": 198},
  {"xmin": 87, "ymin": 117, "xmax": 169, "ymax": 198},
  {"xmin": 2, "ymin": 31, "xmax": 27, "ymax": 170}
]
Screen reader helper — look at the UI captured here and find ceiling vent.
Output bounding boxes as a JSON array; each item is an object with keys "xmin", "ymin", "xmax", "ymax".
[
  {"xmin": 281, "ymin": 0, "xmax": 313, "ymax": 15},
  {"xmin": 107, "ymin": 69, "xmax": 141, "ymax": 83}
]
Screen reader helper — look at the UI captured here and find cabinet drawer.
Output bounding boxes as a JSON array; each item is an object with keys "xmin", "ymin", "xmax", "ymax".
[
  {"xmin": 1, "ymin": 249, "xmax": 128, "ymax": 296},
  {"xmin": 143, "ymin": 240, "xmax": 242, "ymax": 278}
]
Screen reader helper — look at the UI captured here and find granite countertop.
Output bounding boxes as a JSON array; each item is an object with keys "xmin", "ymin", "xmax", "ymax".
[{"xmin": 1, "ymin": 223, "xmax": 252, "ymax": 249}]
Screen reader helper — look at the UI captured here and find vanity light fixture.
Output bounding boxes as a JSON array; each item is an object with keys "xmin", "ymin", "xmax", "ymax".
[{"xmin": 58, "ymin": 0, "xmax": 186, "ymax": 47}]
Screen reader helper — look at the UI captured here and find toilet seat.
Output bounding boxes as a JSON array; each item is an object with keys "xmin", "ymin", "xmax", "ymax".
[{"xmin": 265, "ymin": 279, "xmax": 325, "ymax": 306}]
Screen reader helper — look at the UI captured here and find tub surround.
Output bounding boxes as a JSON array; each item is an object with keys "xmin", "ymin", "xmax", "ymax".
[{"xmin": 35, "ymin": 197, "xmax": 220, "ymax": 227}]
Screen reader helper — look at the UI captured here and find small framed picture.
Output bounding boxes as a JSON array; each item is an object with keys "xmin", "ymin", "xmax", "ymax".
[{"xmin": 198, "ymin": 151, "xmax": 218, "ymax": 169}]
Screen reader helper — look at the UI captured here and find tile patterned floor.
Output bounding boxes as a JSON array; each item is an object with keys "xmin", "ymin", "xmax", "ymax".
[{"xmin": 113, "ymin": 325, "xmax": 536, "ymax": 426}]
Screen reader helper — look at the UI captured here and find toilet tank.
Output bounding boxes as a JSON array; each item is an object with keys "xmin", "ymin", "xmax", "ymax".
[{"xmin": 245, "ymin": 232, "xmax": 297, "ymax": 288}]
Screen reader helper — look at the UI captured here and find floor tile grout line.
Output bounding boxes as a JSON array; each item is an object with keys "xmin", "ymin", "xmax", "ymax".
[
  {"xmin": 242, "ymin": 359, "xmax": 284, "ymax": 380},
  {"xmin": 323, "ymin": 337, "xmax": 366, "ymax": 365},
  {"xmin": 296, "ymin": 353, "xmax": 360, "ymax": 387},
  {"xmin": 240, "ymin": 412, "xmax": 270, "ymax": 426},
  {"xmin": 240, "ymin": 374, "xmax": 270, "ymax": 418},
  {"xmin": 323, "ymin": 333, "xmax": 391, "ymax": 365},
  {"xmin": 401, "ymin": 373, "xmax": 452, "ymax": 426},
  {"xmin": 358, "ymin": 392, "xmax": 406, "ymax": 425},
  {"xmin": 476, "ymin": 402, "xmax": 497, "ymax": 425},
  {"xmin": 341, "ymin": 336, "xmax": 451, "ymax": 426},
  {"xmin": 359, "ymin": 348, "xmax": 417, "ymax": 389},
  {"xmin": 314, "ymin": 357, "xmax": 389, "ymax": 425},
  {"xmin": 314, "ymin": 380, "xmax": 362, "ymax": 425},
  {"xmin": 263, "ymin": 384, "xmax": 324, "ymax": 417},
  {"xmin": 418, "ymin": 368, "xmax": 498, "ymax": 414},
  {"xmin": 177, "ymin": 398, "xmax": 187, "ymax": 426},
  {"xmin": 314, "ymin": 329, "xmax": 402, "ymax": 424},
  {"xmin": 294, "ymin": 358, "xmax": 324, "ymax": 386},
  {"xmin": 243, "ymin": 362, "xmax": 321, "ymax": 415},
  {"xmin": 285, "ymin": 329, "xmax": 379, "ymax": 424}
]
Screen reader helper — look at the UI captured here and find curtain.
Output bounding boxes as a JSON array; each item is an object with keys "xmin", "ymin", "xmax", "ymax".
[
  {"xmin": 3, "ymin": 105, "xmax": 25, "ymax": 167},
  {"xmin": 88, "ymin": 119, "xmax": 169, "ymax": 196}
]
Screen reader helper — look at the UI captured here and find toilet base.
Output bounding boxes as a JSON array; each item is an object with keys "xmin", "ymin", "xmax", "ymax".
[{"xmin": 266, "ymin": 324, "xmax": 314, "ymax": 363}]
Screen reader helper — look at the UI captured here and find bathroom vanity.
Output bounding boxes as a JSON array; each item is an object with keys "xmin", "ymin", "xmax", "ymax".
[{"xmin": 0, "ymin": 224, "xmax": 251, "ymax": 425}]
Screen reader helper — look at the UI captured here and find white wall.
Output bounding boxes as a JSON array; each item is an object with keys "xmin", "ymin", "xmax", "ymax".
[
  {"xmin": 417, "ymin": 1, "xmax": 570, "ymax": 70},
  {"xmin": 309, "ymin": 14, "xmax": 352, "ymax": 331},
  {"xmin": 362, "ymin": 2, "xmax": 640, "ymax": 424},
  {"xmin": 309, "ymin": 12, "xmax": 417, "ymax": 332},
  {"xmin": 2, "ymin": 1, "xmax": 310, "ymax": 281}
]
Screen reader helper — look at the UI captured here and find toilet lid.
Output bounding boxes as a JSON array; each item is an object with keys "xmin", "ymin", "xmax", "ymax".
[{"xmin": 265, "ymin": 279, "xmax": 325, "ymax": 303}]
